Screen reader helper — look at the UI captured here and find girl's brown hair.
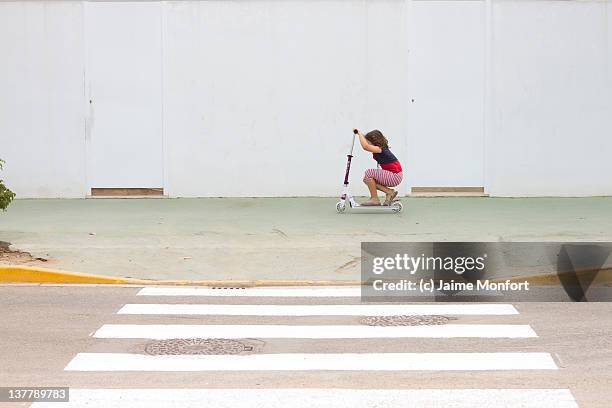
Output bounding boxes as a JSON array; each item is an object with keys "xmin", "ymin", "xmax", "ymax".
[{"xmin": 365, "ymin": 130, "xmax": 389, "ymax": 149}]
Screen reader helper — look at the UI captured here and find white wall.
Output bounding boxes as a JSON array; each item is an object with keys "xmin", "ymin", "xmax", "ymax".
[
  {"xmin": 1, "ymin": 0, "xmax": 611, "ymax": 198},
  {"xmin": 487, "ymin": 1, "xmax": 612, "ymax": 196},
  {"xmin": 84, "ymin": 2, "xmax": 165, "ymax": 189},
  {"xmin": 406, "ymin": 1, "xmax": 485, "ymax": 188},
  {"xmin": 0, "ymin": 1, "xmax": 86, "ymax": 198},
  {"xmin": 163, "ymin": 0, "xmax": 407, "ymax": 197}
]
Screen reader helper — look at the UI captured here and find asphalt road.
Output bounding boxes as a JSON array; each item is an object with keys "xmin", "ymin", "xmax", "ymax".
[{"xmin": 1, "ymin": 285, "xmax": 610, "ymax": 407}]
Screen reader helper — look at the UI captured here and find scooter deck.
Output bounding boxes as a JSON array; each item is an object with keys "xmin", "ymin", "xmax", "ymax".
[{"xmin": 350, "ymin": 200, "xmax": 402, "ymax": 212}]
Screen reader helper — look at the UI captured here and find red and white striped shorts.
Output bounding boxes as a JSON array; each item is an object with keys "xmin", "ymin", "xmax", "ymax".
[{"xmin": 363, "ymin": 169, "xmax": 403, "ymax": 187}]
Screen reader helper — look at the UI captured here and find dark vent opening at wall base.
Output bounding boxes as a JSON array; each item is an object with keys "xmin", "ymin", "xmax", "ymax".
[
  {"xmin": 90, "ymin": 188, "xmax": 164, "ymax": 197},
  {"xmin": 411, "ymin": 187, "xmax": 487, "ymax": 197}
]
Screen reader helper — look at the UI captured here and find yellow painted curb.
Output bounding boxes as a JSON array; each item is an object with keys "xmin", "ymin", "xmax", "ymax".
[
  {"xmin": 2, "ymin": 265, "xmax": 610, "ymax": 287},
  {"xmin": 0, "ymin": 265, "xmax": 150, "ymax": 285},
  {"xmin": 0, "ymin": 265, "xmax": 361, "ymax": 287}
]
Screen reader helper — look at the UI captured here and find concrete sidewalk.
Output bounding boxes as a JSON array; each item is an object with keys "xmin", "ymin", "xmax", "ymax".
[{"xmin": 1, "ymin": 197, "xmax": 611, "ymax": 281}]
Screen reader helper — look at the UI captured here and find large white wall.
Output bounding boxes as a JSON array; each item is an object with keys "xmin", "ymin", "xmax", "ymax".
[
  {"xmin": 1, "ymin": 0, "xmax": 611, "ymax": 198},
  {"xmin": 0, "ymin": 1, "xmax": 86, "ymax": 198},
  {"xmin": 487, "ymin": 1, "xmax": 612, "ymax": 196},
  {"xmin": 163, "ymin": 0, "xmax": 408, "ymax": 197},
  {"xmin": 406, "ymin": 1, "xmax": 486, "ymax": 189}
]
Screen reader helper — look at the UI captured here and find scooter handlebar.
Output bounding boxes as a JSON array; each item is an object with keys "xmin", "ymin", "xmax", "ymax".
[{"xmin": 353, "ymin": 129, "xmax": 359, "ymax": 135}]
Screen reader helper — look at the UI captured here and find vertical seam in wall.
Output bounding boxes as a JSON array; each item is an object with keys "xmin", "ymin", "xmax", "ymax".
[
  {"xmin": 483, "ymin": 0, "xmax": 493, "ymax": 196},
  {"xmin": 605, "ymin": 3, "xmax": 609, "ymax": 113},
  {"xmin": 81, "ymin": 0, "xmax": 88, "ymax": 198},
  {"xmin": 405, "ymin": 0, "xmax": 413, "ymax": 196},
  {"xmin": 364, "ymin": 0, "xmax": 369, "ymax": 128},
  {"xmin": 605, "ymin": 1, "xmax": 611, "ymax": 169},
  {"xmin": 160, "ymin": 1, "xmax": 167, "ymax": 196}
]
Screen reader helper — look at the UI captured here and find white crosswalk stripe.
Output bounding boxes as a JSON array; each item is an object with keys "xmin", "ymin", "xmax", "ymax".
[
  {"xmin": 93, "ymin": 323, "xmax": 538, "ymax": 339},
  {"xmin": 55, "ymin": 286, "xmax": 578, "ymax": 407},
  {"xmin": 118, "ymin": 303, "xmax": 519, "ymax": 315},
  {"xmin": 65, "ymin": 351, "xmax": 558, "ymax": 371},
  {"xmin": 31, "ymin": 388, "xmax": 579, "ymax": 408},
  {"xmin": 137, "ymin": 286, "xmax": 363, "ymax": 297},
  {"xmin": 136, "ymin": 286, "xmax": 505, "ymax": 298}
]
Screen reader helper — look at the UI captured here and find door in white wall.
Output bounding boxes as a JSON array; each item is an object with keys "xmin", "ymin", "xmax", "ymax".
[
  {"xmin": 407, "ymin": 1, "xmax": 485, "ymax": 192},
  {"xmin": 84, "ymin": 2, "xmax": 163, "ymax": 194}
]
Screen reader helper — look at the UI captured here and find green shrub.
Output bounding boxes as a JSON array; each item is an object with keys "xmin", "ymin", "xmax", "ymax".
[{"xmin": 0, "ymin": 159, "xmax": 16, "ymax": 211}]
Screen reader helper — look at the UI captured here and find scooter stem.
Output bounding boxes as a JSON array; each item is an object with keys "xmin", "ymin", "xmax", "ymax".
[
  {"xmin": 343, "ymin": 131, "xmax": 358, "ymax": 185},
  {"xmin": 350, "ymin": 129, "xmax": 358, "ymax": 156},
  {"xmin": 343, "ymin": 154, "xmax": 353, "ymax": 185}
]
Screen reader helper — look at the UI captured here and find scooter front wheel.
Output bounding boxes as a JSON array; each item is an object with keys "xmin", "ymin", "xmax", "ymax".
[{"xmin": 336, "ymin": 201, "xmax": 346, "ymax": 213}]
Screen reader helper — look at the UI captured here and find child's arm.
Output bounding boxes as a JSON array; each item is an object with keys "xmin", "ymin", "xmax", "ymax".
[{"xmin": 353, "ymin": 129, "xmax": 382, "ymax": 153}]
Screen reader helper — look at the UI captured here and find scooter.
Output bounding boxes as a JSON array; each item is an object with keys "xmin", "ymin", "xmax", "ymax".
[{"xmin": 336, "ymin": 129, "xmax": 403, "ymax": 213}]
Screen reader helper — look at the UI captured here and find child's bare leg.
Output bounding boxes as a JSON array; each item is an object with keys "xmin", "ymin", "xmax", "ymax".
[
  {"xmin": 362, "ymin": 177, "xmax": 380, "ymax": 205},
  {"xmin": 377, "ymin": 183, "xmax": 398, "ymax": 205},
  {"xmin": 376, "ymin": 184, "xmax": 393, "ymax": 195}
]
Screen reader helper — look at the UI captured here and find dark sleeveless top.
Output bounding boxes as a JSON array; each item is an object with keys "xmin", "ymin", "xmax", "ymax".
[{"xmin": 373, "ymin": 148, "xmax": 402, "ymax": 173}]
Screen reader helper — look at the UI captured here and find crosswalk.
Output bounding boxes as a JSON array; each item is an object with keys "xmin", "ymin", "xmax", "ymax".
[
  {"xmin": 33, "ymin": 286, "xmax": 578, "ymax": 407},
  {"xmin": 92, "ymin": 323, "xmax": 538, "ymax": 339}
]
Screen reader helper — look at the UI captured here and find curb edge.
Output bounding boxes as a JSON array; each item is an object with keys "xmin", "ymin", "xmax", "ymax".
[
  {"xmin": 0, "ymin": 265, "xmax": 361, "ymax": 287},
  {"xmin": 2, "ymin": 265, "xmax": 610, "ymax": 287}
]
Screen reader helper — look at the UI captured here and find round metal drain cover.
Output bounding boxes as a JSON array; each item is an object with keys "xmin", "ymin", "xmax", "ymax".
[
  {"xmin": 145, "ymin": 338, "xmax": 253, "ymax": 356},
  {"xmin": 360, "ymin": 315, "xmax": 457, "ymax": 326}
]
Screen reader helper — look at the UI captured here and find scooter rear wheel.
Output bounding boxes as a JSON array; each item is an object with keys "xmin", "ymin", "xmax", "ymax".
[{"xmin": 391, "ymin": 201, "xmax": 403, "ymax": 213}]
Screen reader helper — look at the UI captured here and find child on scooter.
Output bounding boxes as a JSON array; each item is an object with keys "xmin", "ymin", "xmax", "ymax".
[{"xmin": 353, "ymin": 128, "xmax": 403, "ymax": 206}]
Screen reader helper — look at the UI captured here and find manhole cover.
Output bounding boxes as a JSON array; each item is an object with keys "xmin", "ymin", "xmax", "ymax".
[
  {"xmin": 360, "ymin": 315, "xmax": 457, "ymax": 326},
  {"xmin": 145, "ymin": 338, "xmax": 253, "ymax": 356}
]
